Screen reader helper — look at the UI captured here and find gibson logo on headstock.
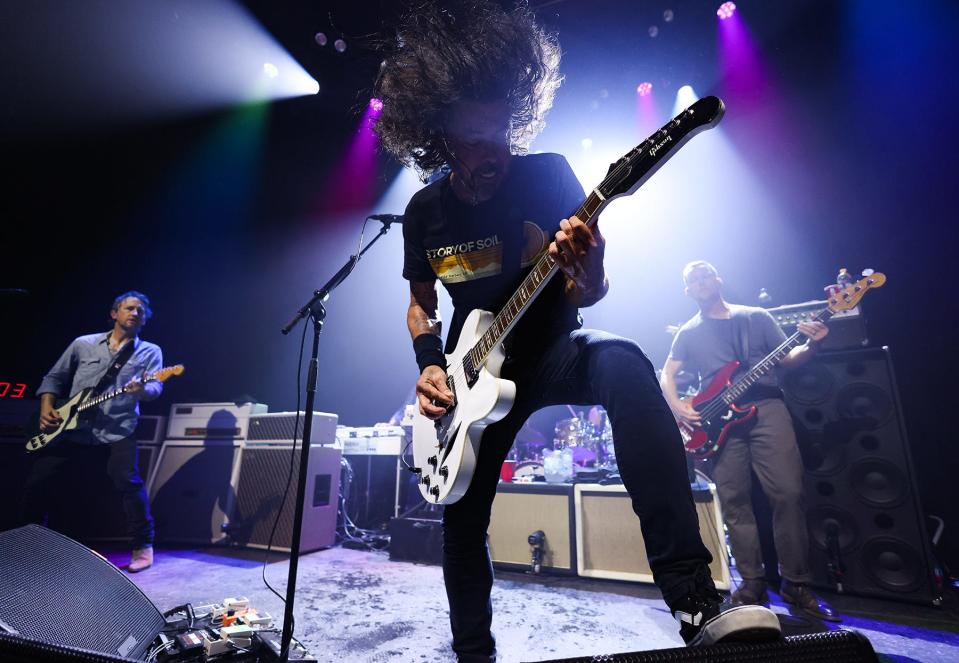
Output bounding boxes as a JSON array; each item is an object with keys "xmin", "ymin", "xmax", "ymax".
[{"xmin": 649, "ymin": 134, "xmax": 673, "ymax": 157}]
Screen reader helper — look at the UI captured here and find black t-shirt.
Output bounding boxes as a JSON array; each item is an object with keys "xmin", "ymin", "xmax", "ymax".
[{"xmin": 402, "ymin": 152, "xmax": 585, "ymax": 355}]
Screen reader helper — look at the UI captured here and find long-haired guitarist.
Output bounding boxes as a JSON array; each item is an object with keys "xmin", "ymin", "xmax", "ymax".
[
  {"xmin": 19, "ymin": 291, "xmax": 162, "ymax": 573},
  {"xmin": 660, "ymin": 261, "xmax": 839, "ymax": 621},
  {"xmin": 374, "ymin": 3, "xmax": 780, "ymax": 658}
]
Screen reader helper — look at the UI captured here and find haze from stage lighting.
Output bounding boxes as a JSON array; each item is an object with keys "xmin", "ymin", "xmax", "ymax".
[{"xmin": 0, "ymin": 0, "xmax": 319, "ymax": 134}]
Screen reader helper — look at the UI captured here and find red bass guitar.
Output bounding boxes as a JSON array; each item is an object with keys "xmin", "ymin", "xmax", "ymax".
[{"xmin": 680, "ymin": 272, "xmax": 885, "ymax": 458}]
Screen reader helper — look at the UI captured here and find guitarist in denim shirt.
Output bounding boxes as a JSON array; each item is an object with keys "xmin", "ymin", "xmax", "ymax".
[
  {"xmin": 374, "ymin": 3, "xmax": 782, "ymax": 660},
  {"xmin": 20, "ymin": 291, "xmax": 162, "ymax": 573},
  {"xmin": 661, "ymin": 261, "xmax": 839, "ymax": 621}
]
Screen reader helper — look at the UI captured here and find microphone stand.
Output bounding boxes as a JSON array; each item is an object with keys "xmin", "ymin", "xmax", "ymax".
[{"xmin": 277, "ymin": 217, "xmax": 397, "ymax": 661}]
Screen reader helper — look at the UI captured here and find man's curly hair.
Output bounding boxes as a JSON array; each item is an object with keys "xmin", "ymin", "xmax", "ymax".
[{"xmin": 373, "ymin": 1, "xmax": 562, "ymax": 179}]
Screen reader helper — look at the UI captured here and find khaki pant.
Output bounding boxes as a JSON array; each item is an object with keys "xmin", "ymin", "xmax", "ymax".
[{"xmin": 713, "ymin": 398, "xmax": 812, "ymax": 583}]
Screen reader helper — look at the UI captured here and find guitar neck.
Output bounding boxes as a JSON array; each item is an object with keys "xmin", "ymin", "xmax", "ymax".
[
  {"xmin": 723, "ymin": 308, "xmax": 833, "ymax": 403},
  {"xmin": 467, "ymin": 191, "xmax": 608, "ymax": 368},
  {"xmin": 77, "ymin": 383, "xmax": 133, "ymax": 413}
]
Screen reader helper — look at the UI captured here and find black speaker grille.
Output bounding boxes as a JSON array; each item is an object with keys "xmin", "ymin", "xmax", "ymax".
[
  {"xmin": 860, "ymin": 537, "xmax": 924, "ymax": 593},
  {"xmin": 247, "ymin": 415, "xmax": 304, "ymax": 441},
  {"xmin": 233, "ymin": 447, "xmax": 301, "ymax": 548},
  {"xmin": 0, "ymin": 631, "xmax": 137, "ymax": 662},
  {"xmin": 0, "ymin": 526, "xmax": 164, "ymax": 660},
  {"xmin": 786, "ymin": 347, "xmax": 937, "ymax": 605},
  {"xmin": 229, "ymin": 446, "xmax": 339, "ymax": 552},
  {"xmin": 532, "ymin": 629, "xmax": 878, "ymax": 662}
]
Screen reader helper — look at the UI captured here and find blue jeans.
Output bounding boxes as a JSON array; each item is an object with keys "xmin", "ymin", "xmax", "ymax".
[{"xmin": 442, "ymin": 329, "xmax": 713, "ymax": 660}]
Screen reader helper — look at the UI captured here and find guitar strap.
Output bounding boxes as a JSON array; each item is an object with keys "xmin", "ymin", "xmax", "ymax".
[
  {"xmin": 93, "ymin": 338, "xmax": 136, "ymax": 395},
  {"xmin": 731, "ymin": 308, "xmax": 751, "ymax": 370}
]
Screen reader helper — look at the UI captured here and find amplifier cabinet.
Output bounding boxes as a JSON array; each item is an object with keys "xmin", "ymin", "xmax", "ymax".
[
  {"xmin": 147, "ymin": 439, "xmax": 243, "ymax": 544},
  {"xmin": 574, "ymin": 483, "xmax": 731, "ymax": 590},
  {"xmin": 488, "ymin": 482, "xmax": 577, "ymax": 574},
  {"xmin": 229, "ymin": 444, "xmax": 341, "ymax": 553}
]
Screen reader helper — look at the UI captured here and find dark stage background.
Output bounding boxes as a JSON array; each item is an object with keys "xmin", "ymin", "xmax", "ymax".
[{"xmin": 2, "ymin": 1, "xmax": 957, "ymax": 569}]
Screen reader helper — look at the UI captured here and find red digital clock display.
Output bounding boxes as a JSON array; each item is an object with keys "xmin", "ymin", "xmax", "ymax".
[{"xmin": 0, "ymin": 382, "xmax": 28, "ymax": 398}]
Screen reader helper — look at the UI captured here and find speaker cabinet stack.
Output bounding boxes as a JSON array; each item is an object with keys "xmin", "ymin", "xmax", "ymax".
[
  {"xmin": 574, "ymin": 484, "xmax": 731, "ymax": 590},
  {"xmin": 783, "ymin": 346, "xmax": 939, "ymax": 604},
  {"xmin": 148, "ymin": 410, "xmax": 340, "ymax": 547}
]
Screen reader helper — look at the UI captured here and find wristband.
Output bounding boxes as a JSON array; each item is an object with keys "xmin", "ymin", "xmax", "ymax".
[{"xmin": 413, "ymin": 333, "xmax": 446, "ymax": 373}]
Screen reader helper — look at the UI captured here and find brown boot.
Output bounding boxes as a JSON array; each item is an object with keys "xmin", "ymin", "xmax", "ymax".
[
  {"xmin": 730, "ymin": 579, "xmax": 769, "ymax": 606},
  {"xmin": 781, "ymin": 581, "xmax": 840, "ymax": 622},
  {"xmin": 128, "ymin": 546, "xmax": 154, "ymax": 573}
]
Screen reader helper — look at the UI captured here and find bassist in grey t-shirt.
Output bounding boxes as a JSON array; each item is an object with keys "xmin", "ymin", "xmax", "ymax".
[{"xmin": 661, "ymin": 261, "xmax": 840, "ymax": 622}]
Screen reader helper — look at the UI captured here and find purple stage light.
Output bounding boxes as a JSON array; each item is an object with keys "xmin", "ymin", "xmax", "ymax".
[
  {"xmin": 717, "ymin": 2, "xmax": 737, "ymax": 20},
  {"xmin": 369, "ymin": 97, "xmax": 383, "ymax": 112},
  {"xmin": 636, "ymin": 82, "xmax": 653, "ymax": 97}
]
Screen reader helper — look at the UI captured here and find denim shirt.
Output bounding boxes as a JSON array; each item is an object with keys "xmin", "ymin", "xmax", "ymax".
[{"xmin": 37, "ymin": 332, "xmax": 164, "ymax": 443}]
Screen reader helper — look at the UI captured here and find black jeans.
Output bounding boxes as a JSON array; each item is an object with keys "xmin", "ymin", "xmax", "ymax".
[
  {"xmin": 442, "ymin": 329, "xmax": 713, "ymax": 660},
  {"xmin": 19, "ymin": 435, "xmax": 155, "ymax": 548}
]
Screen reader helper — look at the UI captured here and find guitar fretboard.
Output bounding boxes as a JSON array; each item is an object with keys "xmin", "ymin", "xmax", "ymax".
[
  {"xmin": 78, "ymin": 385, "xmax": 131, "ymax": 412},
  {"xmin": 722, "ymin": 308, "xmax": 834, "ymax": 403},
  {"xmin": 466, "ymin": 190, "xmax": 608, "ymax": 372}
]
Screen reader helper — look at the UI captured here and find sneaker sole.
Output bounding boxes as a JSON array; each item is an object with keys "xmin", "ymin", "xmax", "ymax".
[{"xmin": 687, "ymin": 605, "xmax": 782, "ymax": 647}]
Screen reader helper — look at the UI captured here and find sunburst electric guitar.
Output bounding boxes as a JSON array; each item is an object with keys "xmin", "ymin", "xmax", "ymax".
[
  {"xmin": 411, "ymin": 96, "xmax": 726, "ymax": 504},
  {"xmin": 679, "ymin": 272, "xmax": 886, "ymax": 458},
  {"xmin": 25, "ymin": 365, "xmax": 185, "ymax": 452}
]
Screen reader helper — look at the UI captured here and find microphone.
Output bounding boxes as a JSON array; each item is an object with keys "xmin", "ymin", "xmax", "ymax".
[
  {"xmin": 528, "ymin": 530, "xmax": 545, "ymax": 574},
  {"xmin": 368, "ymin": 214, "xmax": 404, "ymax": 224}
]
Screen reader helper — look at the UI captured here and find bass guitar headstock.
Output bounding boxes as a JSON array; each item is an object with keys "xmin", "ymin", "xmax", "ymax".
[
  {"xmin": 827, "ymin": 272, "xmax": 886, "ymax": 313},
  {"xmin": 145, "ymin": 364, "xmax": 185, "ymax": 383}
]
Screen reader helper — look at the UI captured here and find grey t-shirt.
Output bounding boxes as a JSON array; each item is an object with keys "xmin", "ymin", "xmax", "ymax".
[{"xmin": 668, "ymin": 304, "xmax": 787, "ymax": 394}]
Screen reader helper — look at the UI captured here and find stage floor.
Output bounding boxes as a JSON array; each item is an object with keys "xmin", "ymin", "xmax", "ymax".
[{"xmin": 99, "ymin": 544, "xmax": 959, "ymax": 663}]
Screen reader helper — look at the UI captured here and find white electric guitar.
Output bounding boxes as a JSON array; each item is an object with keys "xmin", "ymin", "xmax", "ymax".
[{"xmin": 412, "ymin": 96, "xmax": 725, "ymax": 503}]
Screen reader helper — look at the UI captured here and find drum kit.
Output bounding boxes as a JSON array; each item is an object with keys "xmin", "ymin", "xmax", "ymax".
[{"xmin": 510, "ymin": 406, "xmax": 617, "ymax": 482}]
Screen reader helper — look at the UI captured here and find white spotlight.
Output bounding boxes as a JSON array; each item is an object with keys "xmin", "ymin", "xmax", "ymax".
[
  {"xmin": 263, "ymin": 62, "xmax": 279, "ymax": 78},
  {"xmin": 672, "ymin": 84, "xmax": 699, "ymax": 116}
]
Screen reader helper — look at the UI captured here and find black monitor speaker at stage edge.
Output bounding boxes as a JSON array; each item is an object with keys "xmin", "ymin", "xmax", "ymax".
[
  {"xmin": 782, "ymin": 346, "xmax": 940, "ymax": 604},
  {"xmin": 0, "ymin": 525, "xmax": 164, "ymax": 661},
  {"xmin": 531, "ymin": 629, "xmax": 878, "ymax": 663}
]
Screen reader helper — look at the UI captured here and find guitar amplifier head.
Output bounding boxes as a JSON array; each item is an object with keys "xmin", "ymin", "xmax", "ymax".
[
  {"xmin": 166, "ymin": 402, "xmax": 267, "ymax": 440},
  {"xmin": 766, "ymin": 300, "xmax": 869, "ymax": 351}
]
